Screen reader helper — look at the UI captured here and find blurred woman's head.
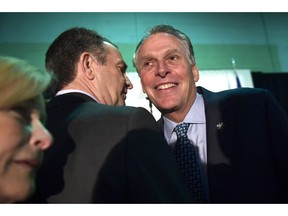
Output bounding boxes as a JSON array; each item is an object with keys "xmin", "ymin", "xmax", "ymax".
[{"xmin": 0, "ymin": 56, "xmax": 53, "ymax": 203}]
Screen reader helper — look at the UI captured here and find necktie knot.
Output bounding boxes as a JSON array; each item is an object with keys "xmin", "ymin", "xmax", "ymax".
[{"xmin": 174, "ymin": 122, "xmax": 190, "ymax": 138}]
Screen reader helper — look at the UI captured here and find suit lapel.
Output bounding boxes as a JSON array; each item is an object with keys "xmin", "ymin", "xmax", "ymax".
[
  {"xmin": 198, "ymin": 87, "xmax": 237, "ymax": 202},
  {"xmin": 198, "ymin": 87, "xmax": 231, "ymax": 165}
]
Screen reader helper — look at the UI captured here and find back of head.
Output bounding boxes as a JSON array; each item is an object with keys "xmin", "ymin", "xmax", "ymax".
[
  {"xmin": 0, "ymin": 56, "xmax": 51, "ymax": 111},
  {"xmin": 45, "ymin": 27, "xmax": 117, "ymax": 94}
]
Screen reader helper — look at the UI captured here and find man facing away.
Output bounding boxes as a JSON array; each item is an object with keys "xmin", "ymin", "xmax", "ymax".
[{"xmin": 28, "ymin": 27, "xmax": 193, "ymax": 203}]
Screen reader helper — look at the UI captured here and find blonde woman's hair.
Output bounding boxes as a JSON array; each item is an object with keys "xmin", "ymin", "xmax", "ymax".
[{"xmin": 0, "ymin": 56, "xmax": 51, "ymax": 110}]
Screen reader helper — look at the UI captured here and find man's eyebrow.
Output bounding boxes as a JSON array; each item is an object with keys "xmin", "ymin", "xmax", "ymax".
[
  {"xmin": 164, "ymin": 48, "xmax": 180, "ymax": 54},
  {"xmin": 140, "ymin": 48, "xmax": 181, "ymax": 59}
]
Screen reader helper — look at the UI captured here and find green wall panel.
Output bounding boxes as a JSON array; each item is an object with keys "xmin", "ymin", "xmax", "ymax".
[
  {"xmin": 0, "ymin": 43, "xmax": 280, "ymax": 73},
  {"xmin": 194, "ymin": 44, "xmax": 280, "ymax": 72}
]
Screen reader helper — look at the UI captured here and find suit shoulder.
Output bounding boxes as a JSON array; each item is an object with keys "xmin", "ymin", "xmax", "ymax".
[
  {"xmin": 215, "ymin": 87, "xmax": 270, "ymax": 101},
  {"xmin": 87, "ymin": 104, "xmax": 155, "ymax": 124},
  {"xmin": 199, "ymin": 87, "xmax": 274, "ymax": 107},
  {"xmin": 101, "ymin": 104, "xmax": 151, "ymax": 116}
]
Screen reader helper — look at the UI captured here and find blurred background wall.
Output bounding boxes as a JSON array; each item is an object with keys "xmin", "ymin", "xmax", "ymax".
[
  {"xmin": 1, "ymin": 12, "xmax": 287, "ymax": 118},
  {"xmin": 1, "ymin": 12, "xmax": 287, "ymax": 73}
]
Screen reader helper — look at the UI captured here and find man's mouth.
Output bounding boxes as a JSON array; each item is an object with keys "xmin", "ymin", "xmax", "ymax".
[{"xmin": 156, "ymin": 83, "xmax": 177, "ymax": 90}]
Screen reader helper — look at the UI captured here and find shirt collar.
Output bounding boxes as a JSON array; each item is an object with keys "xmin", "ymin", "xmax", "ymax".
[
  {"xmin": 163, "ymin": 93, "xmax": 206, "ymax": 140},
  {"xmin": 56, "ymin": 89, "xmax": 99, "ymax": 103}
]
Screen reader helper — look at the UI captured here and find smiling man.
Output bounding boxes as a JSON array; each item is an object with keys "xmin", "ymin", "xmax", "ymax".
[{"xmin": 134, "ymin": 24, "xmax": 288, "ymax": 203}]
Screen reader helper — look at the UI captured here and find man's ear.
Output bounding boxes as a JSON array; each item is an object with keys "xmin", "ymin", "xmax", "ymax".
[
  {"xmin": 140, "ymin": 77, "xmax": 146, "ymax": 93},
  {"xmin": 80, "ymin": 52, "xmax": 95, "ymax": 80},
  {"xmin": 192, "ymin": 65, "xmax": 199, "ymax": 82}
]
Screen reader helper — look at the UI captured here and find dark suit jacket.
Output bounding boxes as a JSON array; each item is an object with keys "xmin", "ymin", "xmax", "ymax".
[
  {"xmin": 30, "ymin": 93, "xmax": 192, "ymax": 203},
  {"xmin": 158, "ymin": 86, "xmax": 288, "ymax": 203}
]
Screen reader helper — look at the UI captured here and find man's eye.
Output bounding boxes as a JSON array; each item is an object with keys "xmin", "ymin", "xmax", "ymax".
[
  {"xmin": 118, "ymin": 67, "xmax": 125, "ymax": 74},
  {"xmin": 169, "ymin": 55, "xmax": 178, "ymax": 61},
  {"xmin": 143, "ymin": 61, "xmax": 153, "ymax": 67}
]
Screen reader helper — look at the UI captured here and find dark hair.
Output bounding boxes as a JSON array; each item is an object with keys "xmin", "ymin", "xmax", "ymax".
[
  {"xmin": 134, "ymin": 25, "xmax": 196, "ymax": 68},
  {"xmin": 45, "ymin": 27, "xmax": 117, "ymax": 94}
]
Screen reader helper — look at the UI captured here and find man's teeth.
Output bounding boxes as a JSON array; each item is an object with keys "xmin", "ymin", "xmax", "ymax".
[{"xmin": 158, "ymin": 83, "xmax": 176, "ymax": 90}]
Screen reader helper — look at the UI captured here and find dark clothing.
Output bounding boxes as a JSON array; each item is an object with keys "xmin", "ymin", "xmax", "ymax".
[
  {"xmin": 29, "ymin": 93, "xmax": 193, "ymax": 203},
  {"xmin": 158, "ymin": 87, "xmax": 288, "ymax": 203}
]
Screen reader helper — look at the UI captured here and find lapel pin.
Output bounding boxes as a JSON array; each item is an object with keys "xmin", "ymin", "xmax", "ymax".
[{"xmin": 216, "ymin": 122, "xmax": 224, "ymax": 130}]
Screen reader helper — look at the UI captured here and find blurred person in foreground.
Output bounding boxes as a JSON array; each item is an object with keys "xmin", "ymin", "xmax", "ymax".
[
  {"xmin": 0, "ymin": 56, "xmax": 52, "ymax": 203},
  {"xmin": 29, "ymin": 27, "xmax": 193, "ymax": 203},
  {"xmin": 133, "ymin": 24, "xmax": 288, "ymax": 203}
]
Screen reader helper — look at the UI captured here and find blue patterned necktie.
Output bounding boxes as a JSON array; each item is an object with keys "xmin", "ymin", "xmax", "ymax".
[{"xmin": 173, "ymin": 122, "xmax": 206, "ymax": 203}]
